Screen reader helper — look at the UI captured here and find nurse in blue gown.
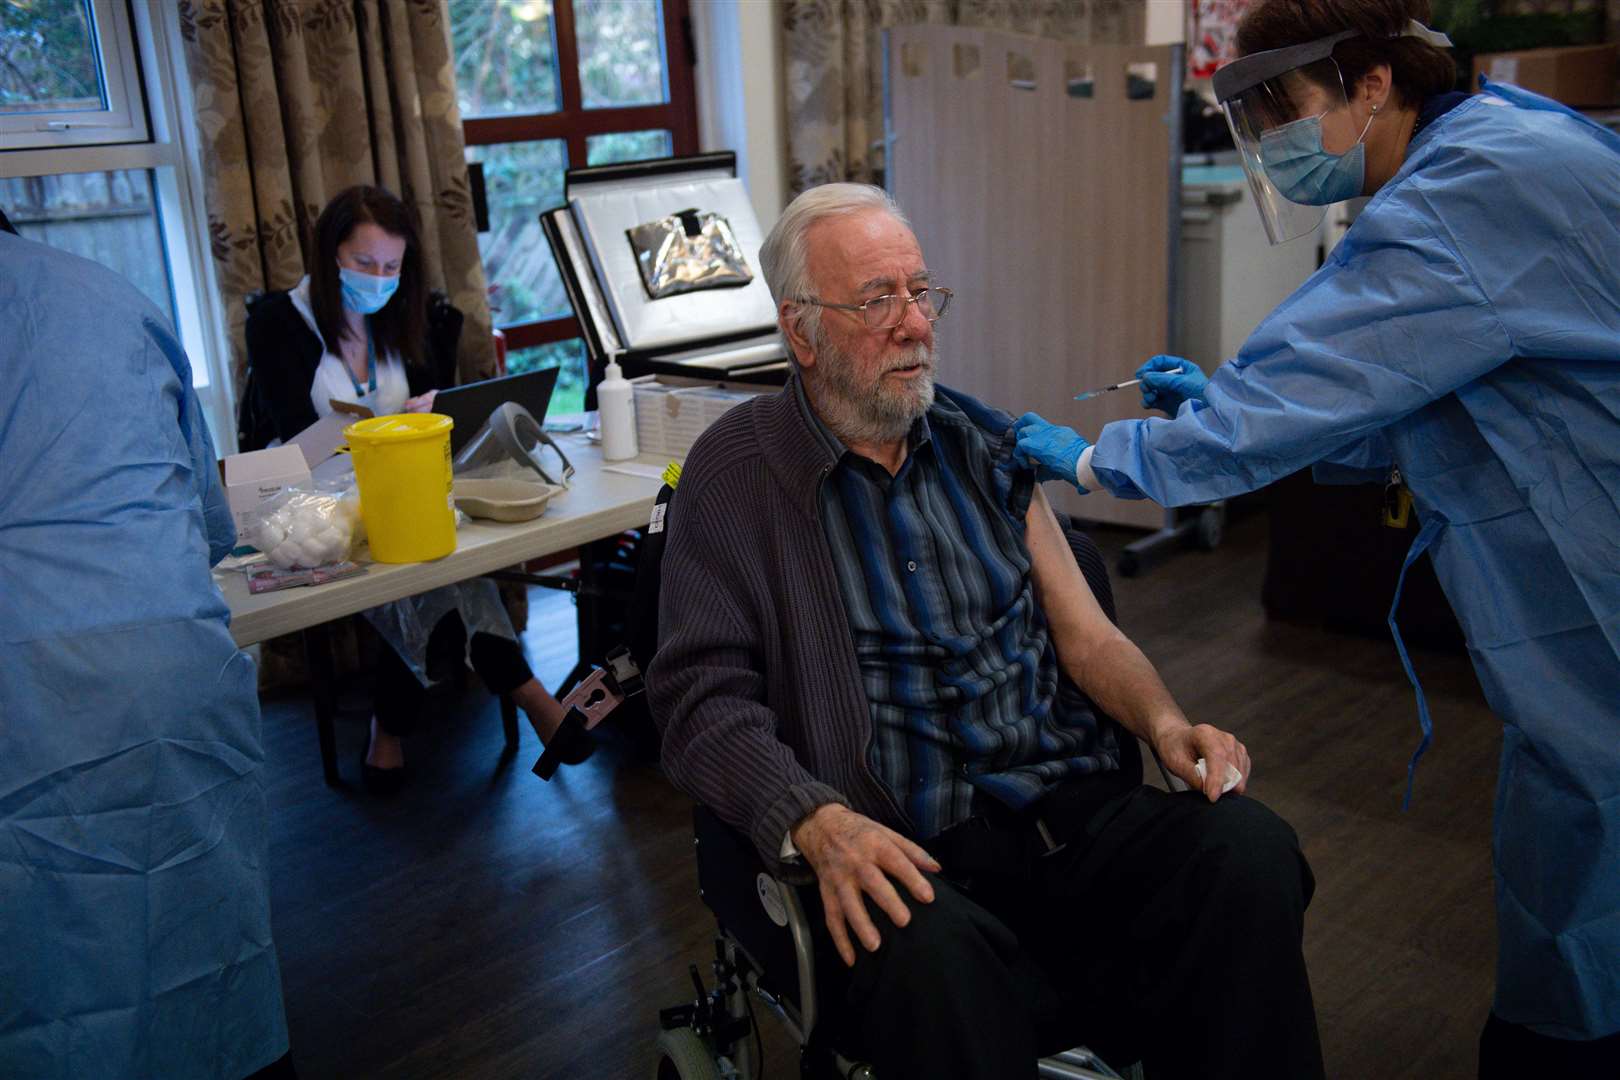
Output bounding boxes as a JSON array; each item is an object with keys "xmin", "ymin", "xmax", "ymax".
[
  {"xmin": 0, "ymin": 226, "xmax": 289, "ymax": 1077},
  {"xmin": 1013, "ymin": 2, "xmax": 1619, "ymax": 1070}
]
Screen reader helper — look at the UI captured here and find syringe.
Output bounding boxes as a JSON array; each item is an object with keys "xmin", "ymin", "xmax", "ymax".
[{"xmin": 1073, "ymin": 377, "xmax": 1141, "ymax": 402}]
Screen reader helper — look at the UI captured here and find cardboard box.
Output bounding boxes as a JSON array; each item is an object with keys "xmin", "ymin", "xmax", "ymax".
[
  {"xmin": 1474, "ymin": 44, "xmax": 1619, "ymax": 108},
  {"xmin": 223, "ymin": 444, "xmax": 310, "ymax": 543},
  {"xmin": 286, "ymin": 413, "xmax": 356, "ymax": 485},
  {"xmin": 630, "ymin": 376, "xmax": 771, "ymax": 458}
]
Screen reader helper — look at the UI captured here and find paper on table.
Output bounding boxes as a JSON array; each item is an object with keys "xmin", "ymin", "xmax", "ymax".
[{"xmin": 602, "ymin": 462, "xmax": 670, "ymax": 480}]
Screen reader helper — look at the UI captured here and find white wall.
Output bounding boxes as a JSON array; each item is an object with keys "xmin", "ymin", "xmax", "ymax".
[
  {"xmin": 1146, "ymin": 0, "xmax": 1186, "ymax": 46},
  {"xmin": 690, "ymin": 0, "xmax": 789, "ymax": 229}
]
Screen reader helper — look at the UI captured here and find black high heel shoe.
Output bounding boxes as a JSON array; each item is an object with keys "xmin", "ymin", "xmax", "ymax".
[{"xmin": 360, "ymin": 737, "xmax": 407, "ymax": 797}]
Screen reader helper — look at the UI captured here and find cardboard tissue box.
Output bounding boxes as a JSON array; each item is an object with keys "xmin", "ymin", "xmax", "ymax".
[
  {"xmin": 223, "ymin": 445, "xmax": 309, "ymax": 544},
  {"xmin": 222, "ymin": 414, "xmax": 355, "ymax": 543},
  {"xmin": 631, "ymin": 377, "xmax": 771, "ymax": 458}
]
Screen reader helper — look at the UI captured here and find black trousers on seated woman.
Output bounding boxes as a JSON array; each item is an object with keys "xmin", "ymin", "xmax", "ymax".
[{"xmin": 371, "ymin": 610, "xmax": 532, "ymax": 736}]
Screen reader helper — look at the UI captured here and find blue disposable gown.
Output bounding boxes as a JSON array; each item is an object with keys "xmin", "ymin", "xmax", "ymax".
[
  {"xmin": 1090, "ymin": 84, "xmax": 1620, "ymax": 1040},
  {"xmin": 0, "ymin": 234, "xmax": 288, "ymax": 1076}
]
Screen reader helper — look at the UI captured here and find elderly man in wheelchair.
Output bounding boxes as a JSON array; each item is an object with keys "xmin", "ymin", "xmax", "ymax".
[{"xmin": 647, "ymin": 183, "xmax": 1324, "ymax": 1080}]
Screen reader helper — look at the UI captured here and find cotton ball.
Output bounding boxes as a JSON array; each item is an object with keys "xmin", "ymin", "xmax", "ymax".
[
  {"xmin": 267, "ymin": 541, "xmax": 299, "ymax": 569},
  {"xmin": 315, "ymin": 525, "xmax": 348, "ymax": 558},
  {"xmin": 304, "ymin": 534, "xmax": 337, "ymax": 565},
  {"xmin": 252, "ymin": 519, "xmax": 287, "ymax": 552},
  {"xmin": 291, "ymin": 540, "xmax": 317, "ymax": 568},
  {"xmin": 287, "ymin": 516, "xmax": 318, "ymax": 544}
]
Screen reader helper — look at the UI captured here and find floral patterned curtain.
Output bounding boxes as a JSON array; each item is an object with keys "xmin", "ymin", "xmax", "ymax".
[
  {"xmin": 179, "ymin": 0, "xmax": 495, "ymax": 399},
  {"xmin": 783, "ymin": 0, "xmax": 1148, "ymax": 192}
]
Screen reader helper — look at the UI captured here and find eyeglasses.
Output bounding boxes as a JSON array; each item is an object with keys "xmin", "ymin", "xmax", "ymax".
[{"xmin": 798, "ymin": 286, "xmax": 953, "ymax": 331}]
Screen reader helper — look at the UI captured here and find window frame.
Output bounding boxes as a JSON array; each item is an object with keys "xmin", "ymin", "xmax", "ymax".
[
  {"xmin": 0, "ymin": 2, "xmax": 238, "ymax": 452},
  {"xmin": 459, "ymin": 0, "xmax": 699, "ymax": 354},
  {"xmin": 0, "ymin": 0, "xmax": 151, "ymax": 149}
]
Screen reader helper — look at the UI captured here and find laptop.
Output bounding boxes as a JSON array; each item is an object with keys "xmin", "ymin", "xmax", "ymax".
[{"xmin": 434, "ymin": 367, "xmax": 561, "ymax": 454}]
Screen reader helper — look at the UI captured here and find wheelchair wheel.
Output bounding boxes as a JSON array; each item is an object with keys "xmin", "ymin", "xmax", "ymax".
[{"xmin": 654, "ymin": 1027, "xmax": 722, "ymax": 1080}]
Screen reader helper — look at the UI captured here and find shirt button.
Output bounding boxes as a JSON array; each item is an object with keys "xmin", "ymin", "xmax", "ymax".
[{"xmin": 906, "ymin": 560, "xmax": 918, "ymax": 572}]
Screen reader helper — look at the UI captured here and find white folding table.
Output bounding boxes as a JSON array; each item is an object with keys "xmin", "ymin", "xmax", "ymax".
[{"xmin": 217, "ymin": 434, "xmax": 671, "ymax": 784}]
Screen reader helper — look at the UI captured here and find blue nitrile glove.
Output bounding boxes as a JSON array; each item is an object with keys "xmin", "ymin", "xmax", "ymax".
[
  {"xmin": 1013, "ymin": 412, "xmax": 1092, "ymax": 490},
  {"xmin": 1136, "ymin": 354, "xmax": 1209, "ymax": 416}
]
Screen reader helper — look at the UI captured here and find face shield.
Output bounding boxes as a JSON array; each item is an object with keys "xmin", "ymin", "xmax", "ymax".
[{"xmin": 1213, "ymin": 20, "xmax": 1453, "ymax": 245}]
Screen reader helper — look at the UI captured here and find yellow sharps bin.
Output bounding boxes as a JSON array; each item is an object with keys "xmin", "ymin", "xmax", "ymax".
[{"xmin": 344, "ymin": 414, "xmax": 456, "ymax": 563}]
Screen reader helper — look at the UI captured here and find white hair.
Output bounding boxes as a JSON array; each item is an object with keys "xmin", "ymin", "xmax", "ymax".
[{"xmin": 759, "ymin": 183, "xmax": 909, "ymax": 353}]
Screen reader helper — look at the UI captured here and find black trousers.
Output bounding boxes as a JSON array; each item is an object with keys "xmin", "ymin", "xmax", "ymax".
[
  {"xmin": 371, "ymin": 611, "xmax": 533, "ymax": 736},
  {"xmin": 805, "ymin": 776, "xmax": 1324, "ymax": 1080}
]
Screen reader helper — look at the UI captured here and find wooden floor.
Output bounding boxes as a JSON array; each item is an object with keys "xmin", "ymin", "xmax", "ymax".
[{"xmin": 259, "ymin": 510, "xmax": 1498, "ymax": 1079}]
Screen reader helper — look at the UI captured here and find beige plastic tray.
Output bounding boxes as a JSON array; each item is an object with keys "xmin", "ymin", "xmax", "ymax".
[{"xmin": 451, "ymin": 478, "xmax": 563, "ymax": 523}]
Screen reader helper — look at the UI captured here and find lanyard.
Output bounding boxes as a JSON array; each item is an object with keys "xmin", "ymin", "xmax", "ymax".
[{"xmin": 345, "ymin": 328, "xmax": 378, "ymax": 398}]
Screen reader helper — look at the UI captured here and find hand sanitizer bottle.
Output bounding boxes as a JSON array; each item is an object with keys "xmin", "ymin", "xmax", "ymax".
[{"xmin": 598, "ymin": 353, "xmax": 638, "ymax": 461}]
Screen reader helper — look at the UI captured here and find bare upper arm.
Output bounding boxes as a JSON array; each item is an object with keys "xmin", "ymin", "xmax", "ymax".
[{"xmin": 1024, "ymin": 485, "xmax": 1121, "ymax": 670}]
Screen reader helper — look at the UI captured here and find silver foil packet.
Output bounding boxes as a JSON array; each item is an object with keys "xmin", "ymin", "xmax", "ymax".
[{"xmin": 627, "ymin": 208, "xmax": 754, "ymax": 300}]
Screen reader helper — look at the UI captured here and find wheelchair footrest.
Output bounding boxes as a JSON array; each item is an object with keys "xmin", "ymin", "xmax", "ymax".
[{"xmin": 530, "ymin": 707, "xmax": 596, "ymax": 780}]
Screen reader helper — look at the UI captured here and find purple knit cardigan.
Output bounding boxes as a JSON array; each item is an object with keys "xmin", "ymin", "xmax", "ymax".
[{"xmin": 648, "ymin": 379, "xmax": 989, "ymax": 877}]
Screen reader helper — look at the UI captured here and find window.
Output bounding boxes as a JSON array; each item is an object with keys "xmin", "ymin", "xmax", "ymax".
[
  {"xmin": 1, "ymin": 2, "xmax": 234, "ymax": 449},
  {"xmin": 0, "ymin": 0, "xmax": 147, "ymax": 148},
  {"xmin": 450, "ymin": 0, "xmax": 697, "ymax": 415}
]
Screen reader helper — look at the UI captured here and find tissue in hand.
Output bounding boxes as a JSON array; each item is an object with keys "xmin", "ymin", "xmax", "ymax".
[{"xmin": 1194, "ymin": 758, "xmax": 1244, "ymax": 795}]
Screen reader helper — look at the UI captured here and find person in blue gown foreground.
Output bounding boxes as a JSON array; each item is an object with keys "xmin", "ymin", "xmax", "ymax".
[
  {"xmin": 1014, "ymin": 1, "xmax": 1619, "ymax": 1072},
  {"xmin": 0, "ymin": 226, "xmax": 290, "ymax": 1077}
]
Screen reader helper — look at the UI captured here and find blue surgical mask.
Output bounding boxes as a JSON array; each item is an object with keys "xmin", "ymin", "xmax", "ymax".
[
  {"xmin": 1259, "ymin": 109, "xmax": 1375, "ymax": 206},
  {"xmin": 338, "ymin": 265, "xmax": 401, "ymax": 314}
]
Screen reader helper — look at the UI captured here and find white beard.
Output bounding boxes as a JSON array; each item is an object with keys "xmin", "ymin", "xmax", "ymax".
[{"xmin": 806, "ymin": 324, "xmax": 936, "ymax": 446}]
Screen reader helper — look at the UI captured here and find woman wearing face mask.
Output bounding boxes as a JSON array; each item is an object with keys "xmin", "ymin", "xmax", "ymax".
[
  {"xmin": 243, "ymin": 186, "xmax": 591, "ymax": 794},
  {"xmin": 243, "ymin": 185, "xmax": 448, "ymax": 441},
  {"xmin": 1013, "ymin": 1, "xmax": 1620, "ymax": 1072}
]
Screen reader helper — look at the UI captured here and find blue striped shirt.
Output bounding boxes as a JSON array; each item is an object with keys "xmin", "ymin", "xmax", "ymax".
[{"xmin": 798, "ymin": 383, "xmax": 1119, "ymax": 839}]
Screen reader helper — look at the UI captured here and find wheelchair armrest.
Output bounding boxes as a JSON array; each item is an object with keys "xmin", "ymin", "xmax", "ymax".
[
  {"xmin": 693, "ymin": 805, "xmax": 800, "ymax": 948},
  {"xmin": 692, "ymin": 805, "xmax": 823, "ymax": 1038}
]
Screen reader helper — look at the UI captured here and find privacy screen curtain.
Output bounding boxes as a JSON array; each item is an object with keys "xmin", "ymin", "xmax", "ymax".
[
  {"xmin": 784, "ymin": 0, "xmax": 1150, "ymax": 192},
  {"xmin": 180, "ymin": 0, "xmax": 495, "ymax": 397}
]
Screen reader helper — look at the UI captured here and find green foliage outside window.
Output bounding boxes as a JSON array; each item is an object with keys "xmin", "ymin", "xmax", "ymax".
[
  {"xmin": 0, "ymin": 0, "xmax": 101, "ymax": 111},
  {"xmin": 586, "ymin": 128, "xmax": 672, "ymax": 165},
  {"xmin": 575, "ymin": 0, "xmax": 666, "ymax": 109},
  {"xmin": 469, "ymin": 139, "xmax": 571, "ymax": 327},
  {"xmin": 449, "ymin": 0, "xmax": 669, "ymax": 118},
  {"xmin": 506, "ymin": 339, "xmax": 588, "ymax": 416},
  {"xmin": 448, "ymin": 0, "xmax": 560, "ymax": 117}
]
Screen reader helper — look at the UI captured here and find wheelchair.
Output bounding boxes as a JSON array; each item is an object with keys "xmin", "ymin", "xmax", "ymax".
[
  {"xmin": 654, "ymin": 801, "xmax": 1147, "ymax": 1080},
  {"xmin": 650, "ymin": 521, "xmax": 1152, "ymax": 1080}
]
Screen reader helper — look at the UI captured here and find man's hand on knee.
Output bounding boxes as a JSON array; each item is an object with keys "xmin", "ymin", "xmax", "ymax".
[
  {"xmin": 792, "ymin": 803, "xmax": 942, "ymax": 967},
  {"xmin": 1152, "ymin": 721, "xmax": 1252, "ymax": 802}
]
